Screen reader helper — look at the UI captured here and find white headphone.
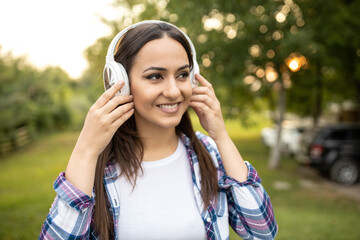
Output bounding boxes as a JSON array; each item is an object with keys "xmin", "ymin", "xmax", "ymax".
[{"xmin": 103, "ymin": 20, "xmax": 200, "ymax": 96}]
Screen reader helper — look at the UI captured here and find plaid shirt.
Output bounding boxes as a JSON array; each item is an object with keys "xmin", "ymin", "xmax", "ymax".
[{"xmin": 40, "ymin": 132, "xmax": 277, "ymax": 239}]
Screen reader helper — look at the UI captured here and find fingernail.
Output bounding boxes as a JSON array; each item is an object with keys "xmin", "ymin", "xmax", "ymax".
[{"xmin": 117, "ymin": 80, "xmax": 124, "ymax": 85}]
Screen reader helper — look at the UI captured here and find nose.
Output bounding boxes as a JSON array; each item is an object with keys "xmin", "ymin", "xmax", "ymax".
[{"xmin": 163, "ymin": 77, "xmax": 181, "ymax": 99}]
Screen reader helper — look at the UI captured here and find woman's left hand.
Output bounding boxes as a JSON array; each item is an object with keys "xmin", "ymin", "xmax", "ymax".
[{"xmin": 189, "ymin": 74, "xmax": 227, "ymax": 141}]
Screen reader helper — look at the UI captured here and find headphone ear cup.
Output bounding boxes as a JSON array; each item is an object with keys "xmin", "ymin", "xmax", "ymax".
[
  {"xmin": 191, "ymin": 60, "xmax": 200, "ymax": 87},
  {"xmin": 103, "ymin": 62, "xmax": 130, "ymax": 95}
]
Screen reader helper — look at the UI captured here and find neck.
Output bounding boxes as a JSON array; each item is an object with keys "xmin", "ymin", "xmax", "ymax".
[{"xmin": 136, "ymin": 123, "xmax": 179, "ymax": 162}]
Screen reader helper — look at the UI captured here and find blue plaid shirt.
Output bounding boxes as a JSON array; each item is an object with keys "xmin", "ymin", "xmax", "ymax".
[{"xmin": 40, "ymin": 132, "xmax": 277, "ymax": 239}]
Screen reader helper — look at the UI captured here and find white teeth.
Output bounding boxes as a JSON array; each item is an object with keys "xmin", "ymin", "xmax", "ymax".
[{"xmin": 158, "ymin": 104, "xmax": 178, "ymax": 109}]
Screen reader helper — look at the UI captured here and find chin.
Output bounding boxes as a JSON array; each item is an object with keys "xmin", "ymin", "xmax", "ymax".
[
  {"xmin": 157, "ymin": 117, "xmax": 183, "ymax": 129},
  {"xmin": 134, "ymin": 111, "xmax": 183, "ymax": 130}
]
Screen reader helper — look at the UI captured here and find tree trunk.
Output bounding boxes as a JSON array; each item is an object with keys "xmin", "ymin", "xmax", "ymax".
[
  {"xmin": 268, "ymin": 81, "xmax": 285, "ymax": 169},
  {"xmin": 313, "ymin": 64, "xmax": 322, "ymax": 127},
  {"xmin": 345, "ymin": 47, "xmax": 360, "ymax": 121},
  {"xmin": 355, "ymin": 81, "xmax": 360, "ymax": 121}
]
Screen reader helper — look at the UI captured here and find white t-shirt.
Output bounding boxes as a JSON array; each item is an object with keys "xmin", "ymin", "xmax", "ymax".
[{"xmin": 116, "ymin": 138, "xmax": 207, "ymax": 240}]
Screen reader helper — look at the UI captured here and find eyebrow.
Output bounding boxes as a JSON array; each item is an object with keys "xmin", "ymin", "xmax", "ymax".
[{"xmin": 143, "ymin": 64, "xmax": 189, "ymax": 73}]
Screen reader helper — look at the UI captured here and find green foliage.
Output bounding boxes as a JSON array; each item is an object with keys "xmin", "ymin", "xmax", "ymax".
[
  {"xmin": 300, "ymin": 0, "xmax": 360, "ymax": 100},
  {"xmin": 0, "ymin": 49, "xmax": 79, "ymax": 153}
]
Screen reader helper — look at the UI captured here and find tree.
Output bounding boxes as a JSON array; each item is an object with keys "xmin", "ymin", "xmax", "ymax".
[
  {"xmin": 0, "ymin": 48, "xmax": 76, "ymax": 153},
  {"xmin": 298, "ymin": 0, "xmax": 360, "ymax": 120}
]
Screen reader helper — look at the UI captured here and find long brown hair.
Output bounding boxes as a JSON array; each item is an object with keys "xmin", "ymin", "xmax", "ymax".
[{"xmin": 94, "ymin": 22, "xmax": 218, "ymax": 239}]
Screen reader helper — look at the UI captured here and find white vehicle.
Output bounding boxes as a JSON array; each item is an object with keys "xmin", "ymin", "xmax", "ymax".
[{"xmin": 261, "ymin": 124, "xmax": 304, "ymax": 156}]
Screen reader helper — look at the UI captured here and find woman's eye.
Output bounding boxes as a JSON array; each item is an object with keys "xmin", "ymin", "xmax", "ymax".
[
  {"xmin": 177, "ymin": 72, "xmax": 189, "ymax": 79},
  {"xmin": 146, "ymin": 73, "xmax": 163, "ymax": 80}
]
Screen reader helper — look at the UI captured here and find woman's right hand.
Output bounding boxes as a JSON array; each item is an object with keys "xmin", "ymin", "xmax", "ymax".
[
  {"xmin": 65, "ymin": 81, "xmax": 133, "ymax": 196},
  {"xmin": 75, "ymin": 80, "xmax": 134, "ymax": 159}
]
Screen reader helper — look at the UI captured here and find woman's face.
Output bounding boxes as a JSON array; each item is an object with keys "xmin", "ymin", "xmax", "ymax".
[{"xmin": 129, "ymin": 37, "xmax": 192, "ymax": 130}]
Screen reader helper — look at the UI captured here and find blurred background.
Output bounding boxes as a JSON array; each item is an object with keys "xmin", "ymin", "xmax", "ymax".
[{"xmin": 1, "ymin": 0, "xmax": 359, "ymax": 239}]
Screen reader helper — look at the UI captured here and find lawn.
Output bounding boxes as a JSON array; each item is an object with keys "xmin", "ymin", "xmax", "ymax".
[{"xmin": 1, "ymin": 116, "xmax": 360, "ymax": 239}]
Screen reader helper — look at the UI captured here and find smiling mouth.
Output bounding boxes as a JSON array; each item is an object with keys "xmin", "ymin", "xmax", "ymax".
[{"xmin": 157, "ymin": 103, "xmax": 180, "ymax": 109}]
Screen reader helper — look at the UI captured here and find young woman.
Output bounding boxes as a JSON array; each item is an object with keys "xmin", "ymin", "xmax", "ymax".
[{"xmin": 39, "ymin": 20, "xmax": 277, "ymax": 240}]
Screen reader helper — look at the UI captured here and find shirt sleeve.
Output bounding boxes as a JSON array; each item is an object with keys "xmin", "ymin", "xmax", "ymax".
[
  {"xmin": 196, "ymin": 132, "xmax": 278, "ymax": 240},
  {"xmin": 39, "ymin": 172, "xmax": 97, "ymax": 239},
  {"xmin": 220, "ymin": 163, "xmax": 278, "ymax": 240}
]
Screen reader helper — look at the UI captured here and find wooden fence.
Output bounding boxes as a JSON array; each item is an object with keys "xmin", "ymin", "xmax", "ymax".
[{"xmin": 0, "ymin": 126, "xmax": 31, "ymax": 155}]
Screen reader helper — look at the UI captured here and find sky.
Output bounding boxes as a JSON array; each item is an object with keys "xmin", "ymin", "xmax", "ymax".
[{"xmin": 0, "ymin": 0, "xmax": 120, "ymax": 78}]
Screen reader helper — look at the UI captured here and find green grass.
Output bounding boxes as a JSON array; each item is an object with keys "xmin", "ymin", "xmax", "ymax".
[
  {"xmin": 1, "ymin": 117, "xmax": 360, "ymax": 239},
  {"xmin": 0, "ymin": 133, "xmax": 76, "ymax": 239},
  {"xmin": 228, "ymin": 134, "xmax": 360, "ymax": 240}
]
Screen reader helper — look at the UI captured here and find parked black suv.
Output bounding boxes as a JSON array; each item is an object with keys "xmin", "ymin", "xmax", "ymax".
[{"xmin": 308, "ymin": 123, "xmax": 360, "ymax": 185}]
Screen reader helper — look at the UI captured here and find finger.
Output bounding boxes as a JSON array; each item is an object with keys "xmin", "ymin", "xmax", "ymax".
[
  {"xmin": 192, "ymin": 86, "xmax": 211, "ymax": 93},
  {"xmin": 190, "ymin": 105, "xmax": 203, "ymax": 119},
  {"xmin": 192, "ymin": 86, "xmax": 216, "ymax": 99},
  {"xmin": 192, "ymin": 91, "xmax": 222, "ymax": 114},
  {"xmin": 191, "ymin": 86, "xmax": 219, "ymax": 106},
  {"xmin": 93, "ymin": 81, "xmax": 124, "ymax": 109},
  {"xmin": 108, "ymin": 102, "xmax": 134, "ymax": 123},
  {"xmin": 195, "ymin": 73, "xmax": 213, "ymax": 88},
  {"xmin": 189, "ymin": 101, "xmax": 212, "ymax": 114},
  {"xmin": 112, "ymin": 108, "xmax": 135, "ymax": 129},
  {"xmin": 103, "ymin": 95, "xmax": 133, "ymax": 113},
  {"xmin": 190, "ymin": 94, "xmax": 216, "ymax": 109}
]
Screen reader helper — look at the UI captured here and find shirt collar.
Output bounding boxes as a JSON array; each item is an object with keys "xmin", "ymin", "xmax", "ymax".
[{"xmin": 179, "ymin": 132, "xmax": 192, "ymax": 148}]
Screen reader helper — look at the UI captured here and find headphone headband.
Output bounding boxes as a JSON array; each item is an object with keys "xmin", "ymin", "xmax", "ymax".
[{"xmin": 104, "ymin": 20, "xmax": 199, "ymax": 95}]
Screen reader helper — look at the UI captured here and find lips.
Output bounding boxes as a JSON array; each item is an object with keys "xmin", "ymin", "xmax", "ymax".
[
  {"xmin": 158, "ymin": 103, "xmax": 179, "ymax": 109},
  {"xmin": 156, "ymin": 102, "xmax": 181, "ymax": 113}
]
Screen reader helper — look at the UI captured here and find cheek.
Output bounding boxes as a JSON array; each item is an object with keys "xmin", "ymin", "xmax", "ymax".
[
  {"xmin": 131, "ymin": 87, "xmax": 158, "ymax": 111},
  {"xmin": 131, "ymin": 85, "xmax": 145, "ymax": 109},
  {"xmin": 132, "ymin": 93, "xmax": 150, "ymax": 109}
]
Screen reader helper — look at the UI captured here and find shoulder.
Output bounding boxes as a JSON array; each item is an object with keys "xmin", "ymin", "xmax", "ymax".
[{"xmin": 180, "ymin": 131, "xmax": 221, "ymax": 167}]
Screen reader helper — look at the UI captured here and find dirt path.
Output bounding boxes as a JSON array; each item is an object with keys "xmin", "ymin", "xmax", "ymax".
[{"xmin": 298, "ymin": 165, "xmax": 360, "ymax": 203}]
